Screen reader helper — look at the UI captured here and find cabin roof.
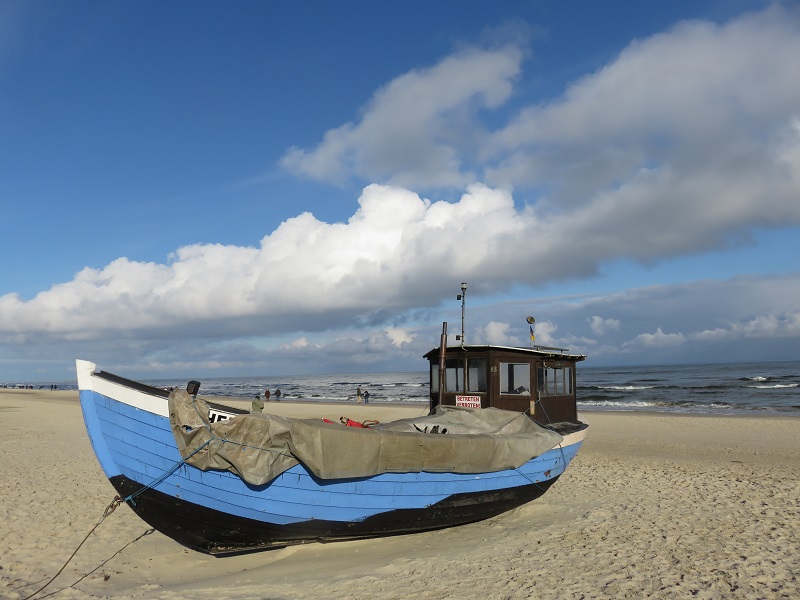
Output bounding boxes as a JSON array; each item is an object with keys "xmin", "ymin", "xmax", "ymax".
[{"xmin": 423, "ymin": 344, "xmax": 586, "ymax": 362}]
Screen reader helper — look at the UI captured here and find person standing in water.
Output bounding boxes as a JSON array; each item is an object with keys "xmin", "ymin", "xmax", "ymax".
[{"xmin": 356, "ymin": 386, "xmax": 363, "ymax": 403}]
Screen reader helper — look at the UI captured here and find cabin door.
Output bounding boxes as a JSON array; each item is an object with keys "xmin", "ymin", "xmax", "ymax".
[{"xmin": 490, "ymin": 357, "xmax": 534, "ymax": 413}]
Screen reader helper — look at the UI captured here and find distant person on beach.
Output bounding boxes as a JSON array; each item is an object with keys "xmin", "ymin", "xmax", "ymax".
[
  {"xmin": 275, "ymin": 388, "xmax": 281, "ymax": 400},
  {"xmin": 264, "ymin": 389, "xmax": 271, "ymax": 402},
  {"xmin": 356, "ymin": 386, "xmax": 363, "ymax": 403},
  {"xmin": 364, "ymin": 390, "xmax": 370, "ymax": 404},
  {"xmin": 252, "ymin": 394, "xmax": 264, "ymax": 413}
]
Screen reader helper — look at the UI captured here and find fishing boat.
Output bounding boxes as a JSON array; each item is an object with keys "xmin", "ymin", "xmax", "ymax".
[{"xmin": 77, "ymin": 332, "xmax": 587, "ymax": 555}]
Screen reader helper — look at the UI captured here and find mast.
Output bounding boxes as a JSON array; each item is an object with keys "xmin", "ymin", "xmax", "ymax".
[
  {"xmin": 436, "ymin": 322, "xmax": 447, "ymax": 412},
  {"xmin": 457, "ymin": 282, "xmax": 467, "ymax": 346}
]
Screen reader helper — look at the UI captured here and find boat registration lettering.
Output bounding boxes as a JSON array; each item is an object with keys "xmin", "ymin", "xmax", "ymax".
[
  {"xmin": 455, "ymin": 395, "xmax": 482, "ymax": 409},
  {"xmin": 208, "ymin": 410, "xmax": 233, "ymax": 423}
]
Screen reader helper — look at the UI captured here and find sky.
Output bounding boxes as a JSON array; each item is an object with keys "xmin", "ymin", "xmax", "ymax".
[{"xmin": 2, "ymin": 0, "xmax": 800, "ymax": 381}]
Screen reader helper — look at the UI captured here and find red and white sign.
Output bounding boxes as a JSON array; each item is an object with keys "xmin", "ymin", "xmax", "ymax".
[{"xmin": 455, "ymin": 395, "xmax": 482, "ymax": 409}]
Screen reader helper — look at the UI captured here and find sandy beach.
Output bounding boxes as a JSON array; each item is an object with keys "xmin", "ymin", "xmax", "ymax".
[{"xmin": 2, "ymin": 389, "xmax": 798, "ymax": 599}]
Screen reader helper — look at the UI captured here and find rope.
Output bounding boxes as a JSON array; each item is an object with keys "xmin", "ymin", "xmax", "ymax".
[
  {"xmin": 35, "ymin": 528, "xmax": 155, "ymax": 600},
  {"xmin": 21, "ymin": 408, "xmax": 212, "ymax": 599},
  {"xmin": 22, "ymin": 393, "xmax": 282, "ymax": 599},
  {"xmin": 20, "ymin": 395, "xmax": 209, "ymax": 599},
  {"xmin": 512, "ymin": 467, "xmax": 549, "ymax": 491},
  {"xmin": 123, "ymin": 439, "xmax": 210, "ymax": 506},
  {"xmin": 523, "ymin": 398, "xmax": 571, "ymax": 479},
  {"xmin": 22, "ymin": 496, "xmax": 123, "ymax": 600}
]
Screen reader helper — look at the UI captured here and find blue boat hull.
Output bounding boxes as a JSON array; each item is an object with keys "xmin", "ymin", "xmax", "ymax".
[
  {"xmin": 77, "ymin": 360, "xmax": 584, "ymax": 554},
  {"xmin": 106, "ymin": 472, "xmax": 559, "ymax": 554}
]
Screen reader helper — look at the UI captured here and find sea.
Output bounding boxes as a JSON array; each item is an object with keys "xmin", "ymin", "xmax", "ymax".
[{"xmin": 5, "ymin": 360, "xmax": 799, "ymax": 415}]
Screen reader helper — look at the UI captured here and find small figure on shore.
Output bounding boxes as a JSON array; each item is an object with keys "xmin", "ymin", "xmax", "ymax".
[
  {"xmin": 252, "ymin": 394, "xmax": 264, "ymax": 413},
  {"xmin": 264, "ymin": 389, "xmax": 271, "ymax": 402},
  {"xmin": 356, "ymin": 386, "xmax": 363, "ymax": 403},
  {"xmin": 364, "ymin": 390, "xmax": 370, "ymax": 404},
  {"xmin": 275, "ymin": 388, "xmax": 281, "ymax": 400}
]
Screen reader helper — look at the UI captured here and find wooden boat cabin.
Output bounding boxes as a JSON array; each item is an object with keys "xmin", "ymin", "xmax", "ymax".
[{"xmin": 424, "ymin": 344, "xmax": 586, "ymax": 429}]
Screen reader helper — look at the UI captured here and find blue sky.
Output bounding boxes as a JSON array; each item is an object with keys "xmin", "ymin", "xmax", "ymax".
[{"xmin": 2, "ymin": 0, "xmax": 800, "ymax": 381}]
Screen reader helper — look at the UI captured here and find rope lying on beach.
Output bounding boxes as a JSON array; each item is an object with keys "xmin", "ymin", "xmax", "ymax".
[
  {"xmin": 22, "ymin": 436, "xmax": 217, "ymax": 598},
  {"xmin": 22, "ymin": 496, "xmax": 123, "ymax": 600}
]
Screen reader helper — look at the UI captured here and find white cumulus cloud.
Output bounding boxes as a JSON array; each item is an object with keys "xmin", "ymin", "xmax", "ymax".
[
  {"xmin": 588, "ymin": 316, "xmax": 621, "ymax": 335},
  {"xmin": 632, "ymin": 328, "xmax": 686, "ymax": 348}
]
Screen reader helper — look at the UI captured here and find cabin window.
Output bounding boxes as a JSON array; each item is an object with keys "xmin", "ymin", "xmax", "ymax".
[
  {"xmin": 537, "ymin": 365, "xmax": 573, "ymax": 396},
  {"xmin": 430, "ymin": 363, "xmax": 465, "ymax": 392},
  {"xmin": 442, "ymin": 359, "xmax": 465, "ymax": 392},
  {"xmin": 467, "ymin": 358, "xmax": 487, "ymax": 392},
  {"xmin": 429, "ymin": 365, "xmax": 461, "ymax": 391},
  {"xmin": 431, "ymin": 359, "xmax": 487, "ymax": 393},
  {"xmin": 500, "ymin": 362, "xmax": 530, "ymax": 395}
]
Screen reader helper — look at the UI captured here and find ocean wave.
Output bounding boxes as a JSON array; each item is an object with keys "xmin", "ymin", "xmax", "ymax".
[
  {"xmin": 748, "ymin": 383, "xmax": 799, "ymax": 389},
  {"xmin": 577, "ymin": 399, "xmax": 796, "ymax": 414},
  {"xmin": 599, "ymin": 385, "xmax": 656, "ymax": 391},
  {"xmin": 579, "ymin": 400, "xmax": 656, "ymax": 409}
]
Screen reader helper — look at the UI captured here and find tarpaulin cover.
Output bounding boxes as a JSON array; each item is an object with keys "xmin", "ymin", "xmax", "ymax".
[{"xmin": 168, "ymin": 390, "xmax": 563, "ymax": 485}]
